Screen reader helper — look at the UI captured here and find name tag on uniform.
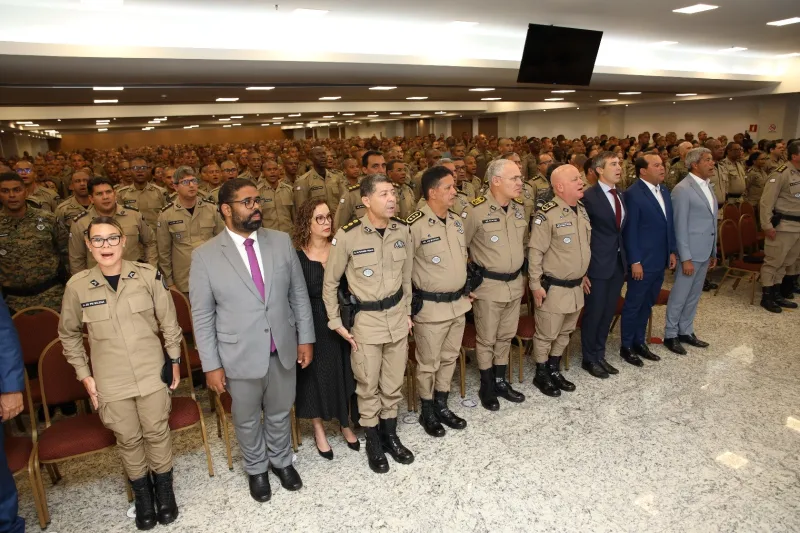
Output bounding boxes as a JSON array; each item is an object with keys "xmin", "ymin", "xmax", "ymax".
[
  {"xmin": 262, "ymin": 198, "xmax": 273, "ymax": 203},
  {"xmin": 421, "ymin": 237, "xmax": 441, "ymax": 245},
  {"xmin": 168, "ymin": 220, "xmax": 183, "ymax": 225},
  {"xmin": 556, "ymin": 222, "xmax": 573, "ymax": 228},
  {"xmin": 310, "ymin": 186, "xmax": 324, "ymax": 191},
  {"xmin": 353, "ymin": 248, "xmax": 374, "ymax": 256},
  {"xmin": 482, "ymin": 218, "xmax": 500, "ymax": 224},
  {"xmin": 355, "ymin": 204, "xmax": 365, "ymax": 209},
  {"xmin": 81, "ymin": 299, "xmax": 107, "ymax": 308},
  {"xmin": 124, "ymin": 199, "xmax": 136, "ymax": 205},
  {"xmin": 790, "ymin": 181, "xmax": 800, "ymax": 187}
]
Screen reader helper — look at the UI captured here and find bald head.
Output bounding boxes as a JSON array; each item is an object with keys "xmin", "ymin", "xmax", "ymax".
[
  {"xmin": 550, "ymin": 164, "xmax": 584, "ymax": 205},
  {"xmin": 678, "ymin": 141, "xmax": 693, "ymax": 158},
  {"xmin": 550, "ymin": 164, "xmax": 577, "ymax": 189}
]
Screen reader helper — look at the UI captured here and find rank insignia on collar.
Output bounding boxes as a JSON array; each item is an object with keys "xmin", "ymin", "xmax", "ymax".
[
  {"xmin": 128, "ymin": 271, "xmax": 136, "ymax": 278},
  {"xmin": 90, "ymin": 279, "xmax": 100, "ymax": 287}
]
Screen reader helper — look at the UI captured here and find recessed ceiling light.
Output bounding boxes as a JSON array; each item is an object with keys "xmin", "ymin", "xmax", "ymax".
[
  {"xmin": 367, "ymin": 114, "xmax": 379, "ymax": 118},
  {"xmin": 216, "ymin": 97, "xmax": 239, "ymax": 102},
  {"xmin": 599, "ymin": 99, "xmax": 618, "ymax": 102},
  {"xmin": 719, "ymin": 47, "xmax": 747, "ymax": 52},
  {"xmin": 309, "ymin": 121, "xmax": 318, "ymax": 124},
  {"xmin": 544, "ymin": 98, "xmax": 564, "ymax": 101},
  {"xmin": 23, "ymin": 124, "xmax": 40, "ymax": 127},
  {"xmin": 435, "ymin": 111, "xmax": 447, "ymax": 115},
  {"xmin": 650, "ymin": 41, "xmax": 678, "ymax": 46},
  {"xmin": 390, "ymin": 112, "xmax": 402, "ymax": 115},
  {"xmin": 619, "ymin": 92, "xmax": 641, "ymax": 95},
  {"xmin": 369, "ymin": 86, "xmax": 397, "ymax": 90},
  {"xmin": 342, "ymin": 113, "xmax": 355, "ymax": 116},
  {"xmin": 289, "ymin": 113, "xmax": 302, "ymax": 117},
  {"xmin": 551, "ymin": 90, "xmax": 575, "ymax": 93},
  {"xmin": 410, "ymin": 114, "xmax": 421, "ymax": 117},
  {"xmin": 293, "ymin": 8, "xmax": 328, "ymax": 16},
  {"xmin": 729, "ymin": 97, "xmax": 734, "ymax": 100},
  {"xmin": 219, "ymin": 118, "xmax": 231, "ymax": 121},
  {"xmin": 232, "ymin": 124, "xmax": 241, "ymax": 126},
  {"xmin": 223, "ymin": 125, "xmax": 232, "ymax": 128},
  {"xmin": 345, "ymin": 120, "xmax": 354, "ymax": 123},
  {"xmin": 273, "ymin": 122, "xmax": 281, "ymax": 125},
  {"xmin": 93, "ymin": 99, "xmax": 118, "ymax": 104},
  {"xmin": 450, "ymin": 21, "xmax": 478, "ymax": 27},
  {"xmin": 625, "ymin": 104, "xmax": 629, "ymax": 107},
  {"xmin": 296, "ymin": 122, "xmax": 304, "ymax": 125},
  {"xmin": 96, "ymin": 119, "xmax": 110, "ymax": 123},
  {"xmin": 673, "ymin": 4, "xmax": 718, "ymax": 14},
  {"xmin": 93, "ymin": 86, "xmax": 124, "ymax": 91},
  {"xmin": 469, "ymin": 88, "xmax": 494, "ymax": 92},
  {"xmin": 97, "ymin": 128, "xmax": 108, "ymax": 132},
  {"xmin": 676, "ymin": 93, "xmax": 697, "ymax": 96},
  {"xmin": 147, "ymin": 120, "xmax": 161, "ymax": 124},
  {"xmin": 246, "ymin": 86, "xmax": 275, "ymax": 90},
  {"xmin": 776, "ymin": 52, "xmax": 800, "ymax": 58},
  {"xmin": 142, "ymin": 127, "xmax": 153, "ymax": 130},
  {"xmin": 323, "ymin": 115, "xmax": 335, "ymax": 118},
  {"xmin": 767, "ymin": 17, "xmax": 800, "ymax": 26},
  {"xmin": 184, "ymin": 125, "xmax": 199, "ymax": 129},
  {"xmin": 157, "ymin": 117, "xmax": 167, "ymax": 121},
  {"xmin": 406, "ymin": 96, "xmax": 428, "ymax": 100},
  {"xmin": 57, "ymin": 119, "xmax": 61, "ymax": 122},
  {"xmin": 319, "ymin": 96, "xmax": 341, "ymax": 101},
  {"xmin": 272, "ymin": 116, "xmax": 285, "ymax": 120},
  {"xmin": 481, "ymin": 97, "xmax": 501, "ymax": 101},
  {"xmin": 17, "ymin": 121, "xmax": 33, "ymax": 124},
  {"xmin": 230, "ymin": 115, "xmax": 243, "ymax": 119}
]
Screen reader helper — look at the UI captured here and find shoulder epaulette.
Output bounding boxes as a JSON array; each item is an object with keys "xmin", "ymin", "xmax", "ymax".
[
  {"xmin": 134, "ymin": 262, "xmax": 156, "ymax": 272},
  {"xmin": 540, "ymin": 201, "xmax": 558, "ymax": 212},
  {"xmin": 512, "ymin": 197, "xmax": 524, "ymax": 205},
  {"xmin": 391, "ymin": 216, "xmax": 407, "ymax": 226},
  {"xmin": 65, "ymin": 268, "xmax": 92, "ymax": 287},
  {"xmin": 457, "ymin": 189, "xmax": 467, "ymax": 196},
  {"xmin": 73, "ymin": 211, "xmax": 89, "ymax": 222},
  {"xmin": 342, "ymin": 218, "xmax": 361, "ymax": 232},
  {"xmin": 348, "ymin": 183, "xmax": 360, "ymax": 192},
  {"xmin": 448, "ymin": 209, "xmax": 459, "ymax": 216},
  {"xmin": 26, "ymin": 198, "xmax": 43, "ymax": 208},
  {"xmin": 471, "ymin": 196, "xmax": 486, "ymax": 206},
  {"xmin": 577, "ymin": 200, "xmax": 584, "ymax": 206},
  {"xmin": 161, "ymin": 202, "xmax": 174, "ymax": 212},
  {"xmin": 406, "ymin": 210, "xmax": 424, "ymax": 225},
  {"xmin": 776, "ymin": 164, "xmax": 787, "ymax": 173},
  {"xmin": 124, "ymin": 206, "xmax": 140, "ymax": 212}
]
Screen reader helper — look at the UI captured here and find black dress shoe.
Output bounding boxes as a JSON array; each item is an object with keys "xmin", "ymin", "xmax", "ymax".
[
  {"xmin": 581, "ymin": 361, "xmax": 609, "ymax": 379},
  {"xmin": 340, "ymin": 429, "xmax": 360, "ymax": 451},
  {"xmin": 534, "ymin": 363, "xmax": 563, "ymax": 395},
  {"xmin": 598, "ymin": 359, "xmax": 619, "ymax": 375},
  {"xmin": 494, "ymin": 365, "xmax": 526, "ymax": 402},
  {"xmin": 314, "ymin": 436, "xmax": 333, "ymax": 460},
  {"xmin": 270, "ymin": 464, "xmax": 303, "ymax": 491},
  {"xmin": 549, "ymin": 363, "xmax": 576, "ymax": 392},
  {"xmin": 633, "ymin": 344, "xmax": 661, "ymax": 361},
  {"xmin": 619, "ymin": 346, "xmax": 644, "ymax": 367},
  {"xmin": 419, "ymin": 399, "xmax": 446, "ymax": 437},
  {"xmin": 703, "ymin": 279, "xmax": 717, "ymax": 292},
  {"xmin": 379, "ymin": 418, "xmax": 414, "ymax": 465},
  {"xmin": 248, "ymin": 472, "xmax": 272, "ymax": 502},
  {"xmin": 663, "ymin": 337, "xmax": 687, "ymax": 355},
  {"xmin": 152, "ymin": 469, "xmax": 179, "ymax": 526},
  {"xmin": 678, "ymin": 333, "xmax": 709, "ymax": 348}
]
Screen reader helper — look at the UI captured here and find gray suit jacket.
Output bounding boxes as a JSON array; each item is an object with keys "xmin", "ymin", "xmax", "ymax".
[
  {"xmin": 189, "ymin": 228, "xmax": 314, "ymax": 379},
  {"xmin": 670, "ymin": 174, "xmax": 718, "ymax": 263}
]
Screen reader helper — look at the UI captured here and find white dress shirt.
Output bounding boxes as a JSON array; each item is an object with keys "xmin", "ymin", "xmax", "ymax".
[
  {"xmin": 599, "ymin": 181, "xmax": 625, "ymax": 224},
  {"xmin": 689, "ymin": 173, "xmax": 715, "ymax": 212},
  {"xmin": 646, "ymin": 181, "xmax": 667, "ymax": 217},
  {"xmin": 226, "ymin": 228, "xmax": 265, "ymax": 282}
]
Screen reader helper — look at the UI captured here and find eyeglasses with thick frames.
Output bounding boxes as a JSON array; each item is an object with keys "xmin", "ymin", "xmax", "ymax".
[
  {"xmin": 89, "ymin": 235, "xmax": 122, "ymax": 248},
  {"xmin": 15, "ymin": 168, "xmax": 32, "ymax": 175},
  {"xmin": 226, "ymin": 196, "xmax": 264, "ymax": 209},
  {"xmin": 178, "ymin": 178, "xmax": 199, "ymax": 187},
  {"xmin": 314, "ymin": 214, "xmax": 333, "ymax": 225},
  {"xmin": 222, "ymin": 167, "xmax": 238, "ymax": 173}
]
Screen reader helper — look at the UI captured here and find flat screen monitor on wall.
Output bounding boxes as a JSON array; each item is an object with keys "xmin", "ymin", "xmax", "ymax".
[{"xmin": 516, "ymin": 23, "xmax": 603, "ymax": 86}]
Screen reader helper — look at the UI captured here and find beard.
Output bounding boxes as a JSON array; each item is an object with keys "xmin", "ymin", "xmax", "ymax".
[{"xmin": 233, "ymin": 209, "xmax": 262, "ymax": 232}]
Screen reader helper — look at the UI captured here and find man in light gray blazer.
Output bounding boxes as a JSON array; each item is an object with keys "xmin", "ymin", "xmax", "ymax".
[
  {"xmin": 190, "ymin": 178, "xmax": 314, "ymax": 503},
  {"xmin": 663, "ymin": 148, "xmax": 718, "ymax": 355}
]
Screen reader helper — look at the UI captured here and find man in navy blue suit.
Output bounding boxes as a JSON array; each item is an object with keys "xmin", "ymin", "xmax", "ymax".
[
  {"xmin": 0, "ymin": 294, "xmax": 26, "ymax": 533},
  {"xmin": 580, "ymin": 152, "xmax": 627, "ymax": 378},
  {"xmin": 620, "ymin": 153, "xmax": 677, "ymax": 364}
]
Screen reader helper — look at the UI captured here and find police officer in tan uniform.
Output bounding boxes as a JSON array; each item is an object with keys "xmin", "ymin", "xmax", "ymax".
[
  {"xmin": 294, "ymin": 147, "xmax": 340, "ymax": 214},
  {"xmin": 69, "ymin": 177, "xmax": 157, "ymax": 274},
  {"xmin": 387, "ymin": 159, "xmax": 415, "ymax": 219},
  {"xmin": 322, "ymin": 174, "xmax": 414, "ymax": 474},
  {"xmin": 408, "ymin": 166, "xmax": 470, "ymax": 437},
  {"xmin": 59, "ymin": 216, "xmax": 182, "ymax": 530},
  {"xmin": 706, "ymin": 139, "xmax": 727, "ymax": 208},
  {"xmin": 333, "ymin": 151, "xmax": 385, "ymax": 230},
  {"xmin": 719, "ymin": 143, "xmax": 746, "ymax": 204},
  {"xmin": 411, "ymin": 149, "xmax": 442, "ymax": 202},
  {"xmin": 156, "ymin": 166, "xmax": 225, "ymax": 298},
  {"xmin": 54, "ymin": 169, "xmax": 92, "ymax": 229},
  {"xmin": 453, "ymin": 157, "xmax": 476, "ymax": 202},
  {"xmin": 237, "ymin": 151, "xmax": 264, "ymax": 182},
  {"xmin": 16, "ymin": 160, "xmax": 60, "ymax": 212},
  {"xmin": 528, "ymin": 165, "xmax": 591, "ymax": 397},
  {"xmin": 463, "ymin": 159, "xmax": 527, "ymax": 411},
  {"xmin": 116, "ymin": 157, "xmax": 168, "ymax": 231},
  {"xmin": 256, "ymin": 159, "xmax": 295, "ymax": 233},
  {"xmin": 759, "ymin": 141, "xmax": 800, "ymax": 313}
]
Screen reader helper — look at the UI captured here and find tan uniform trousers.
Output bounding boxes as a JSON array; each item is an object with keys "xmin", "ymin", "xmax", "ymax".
[
  {"xmin": 761, "ymin": 232, "xmax": 800, "ymax": 286},
  {"xmin": 98, "ymin": 386, "xmax": 173, "ymax": 480},
  {"xmin": 414, "ymin": 315, "xmax": 465, "ymax": 399},
  {"xmin": 351, "ymin": 337, "xmax": 408, "ymax": 427},
  {"xmin": 472, "ymin": 299, "xmax": 521, "ymax": 370},
  {"xmin": 533, "ymin": 309, "xmax": 581, "ymax": 363}
]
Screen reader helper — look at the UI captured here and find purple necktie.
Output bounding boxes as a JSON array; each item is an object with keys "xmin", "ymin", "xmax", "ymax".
[{"xmin": 244, "ymin": 238, "xmax": 276, "ymax": 353}]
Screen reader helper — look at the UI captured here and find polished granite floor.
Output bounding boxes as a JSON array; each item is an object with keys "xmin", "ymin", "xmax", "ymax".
[{"xmin": 9, "ymin": 274, "xmax": 800, "ymax": 533}]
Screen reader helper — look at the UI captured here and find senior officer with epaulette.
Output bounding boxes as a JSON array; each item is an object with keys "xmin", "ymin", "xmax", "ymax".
[
  {"xmin": 418, "ymin": 159, "xmax": 473, "ymax": 215},
  {"xmin": 156, "ymin": 166, "xmax": 225, "ymax": 299},
  {"xmin": 333, "ymin": 150, "xmax": 385, "ymax": 230},
  {"xmin": 322, "ymin": 174, "xmax": 414, "ymax": 475},
  {"xmin": 256, "ymin": 159, "xmax": 295, "ymax": 233},
  {"xmin": 527, "ymin": 164, "xmax": 591, "ymax": 397},
  {"xmin": 463, "ymin": 158, "xmax": 527, "ymax": 411},
  {"xmin": 759, "ymin": 141, "xmax": 800, "ymax": 313},
  {"xmin": 69, "ymin": 177, "xmax": 157, "ymax": 274},
  {"xmin": 116, "ymin": 157, "xmax": 168, "ymax": 231},
  {"xmin": 408, "ymin": 166, "xmax": 470, "ymax": 438}
]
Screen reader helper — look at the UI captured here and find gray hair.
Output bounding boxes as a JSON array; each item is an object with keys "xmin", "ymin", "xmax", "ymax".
[
  {"xmin": 359, "ymin": 173, "xmax": 392, "ymax": 198},
  {"xmin": 485, "ymin": 158, "xmax": 516, "ymax": 183},
  {"xmin": 591, "ymin": 151, "xmax": 618, "ymax": 173},
  {"xmin": 685, "ymin": 147, "xmax": 711, "ymax": 171},
  {"xmin": 172, "ymin": 165, "xmax": 195, "ymax": 185},
  {"xmin": 434, "ymin": 158, "xmax": 454, "ymax": 167}
]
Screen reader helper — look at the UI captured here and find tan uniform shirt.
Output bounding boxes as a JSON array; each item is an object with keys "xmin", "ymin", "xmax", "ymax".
[
  {"xmin": 718, "ymin": 158, "xmax": 747, "ymax": 197},
  {"xmin": 26, "ymin": 185, "xmax": 60, "ymax": 213},
  {"xmin": 395, "ymin": 182, "xmax": 416, "ymax": 220},
  {"xmin": 116, "ymin": 182, "xmax": 168, "ymax": 231},
  {"xmin": 58, "ymin": 260, "xmax": 182, "ymax": 402},
  {"xmin": 325, "ymin": 172, "xmax": 349, "ymax": 217},
  {"xmin": 709, "ymin": 162, "xmax": 727, "ymax": 206},
  {"xmin": 294, "ymin": 168, "xmax": 332, "ymax": 211},
  {"xmin": 746, "ymin": 167, "xmax": 770, "ymax": 205},
  {"xmin": 471, "ymin": 175, "xmax": 484, "ymax": 194},
  {"xmin": 760, "ymin": 163, "xmax": 800, "ymax": 232},
  {"xmin": 527, "ymin": 196, "xmax": 592, "ymax": 313},
  {"xmin": 322, "ymin": 215, "xmax": 412, "ymax": 343},
  {"xmin": 463, "ymin": 191, "xmax": 527, "ymax": 302},
  {"xmin": 54, "ymin": 196, "xmax": 91, "ymax": 229},
  {"xmin": 334, "ymin": 183, "xmax": 367, "ymax": 230},
  {"xmin": 69, "ymin": 205, "xmax": 157, "ymax": 274},
  {"xmin": 411, "ymin": 171, "xmax": 425, "ymax": 203},
  {"xmin": 407, "ymin": 205, "xmax": 471, "ymax": 323},
  {"xmin": 238, "ymin": 169, "xmax": 263, "ymax": 182},
  {"xmin": 256, "ymin": 180, "xmax": 295, "ymax": 234},
  {"xmin": 156, "ymin": 199, "xmax": 225, "ymax": 292}
]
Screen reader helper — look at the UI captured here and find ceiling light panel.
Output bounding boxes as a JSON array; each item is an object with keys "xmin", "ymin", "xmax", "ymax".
[
  {"xmin": 406, "ymin": 96, "xmax": 428, "ymax": 100},
  {"xmin": 216, "ymin": 97, "xmax": 239, "ymax": 102},
  {"xmin": 94, "ymin": 99, "xmax": 118, "ymax": 104},
  {"xmin": 767, "ymin": 17, "xmax": 800, "ymax": 26},
  {"xmin": 673, "ymin": 4, "xmax": 718, "ymax": 14},
  {"xmin": 246, "ymin": 86, "xmax": 275, "ymax": 90},
  {"xmin": 93, "ymin": 86, "xmax": 124, "ymax": 91},
  {"xmin": 369, "ymin": 86, "xmax": 397, "ymax": 90}
]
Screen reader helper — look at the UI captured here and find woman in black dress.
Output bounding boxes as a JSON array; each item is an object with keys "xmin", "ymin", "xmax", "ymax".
[{"xmin": 292, "ymin": 198, "xmax": 360, "ymax": 459}]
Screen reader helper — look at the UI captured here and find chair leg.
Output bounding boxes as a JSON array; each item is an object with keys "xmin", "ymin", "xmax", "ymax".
[
  {"xmin": 459, "ymin": 348, "xmax": 466, "ymax": 399},
  {"xmin": 27, "ymin": 454, "xmax": 47, "ymax": 529},
  {"xmin": 564, "ymin": 337, "xmax": 571, "ymax": 371},
  {"xmin": 196, "ymin": 403, "xmax": 215, "ymax": 477},
  {"xmin": 32, "ymin": 451, "xmax": 50, "ymax": 525},
  {"xmin": 750, "ymin": 274, "xmax": 757, "ymax": 305},
  {"xmin": 715, "ymin": 271, "xmax": 727, "ymax": 295},
  {"xmin": 518, "ymin": 337, "xmax": 524, "ymax": 383},
  {"xmin": 732, "ymin": 276, "xmax": 742, "ymax": 290}
]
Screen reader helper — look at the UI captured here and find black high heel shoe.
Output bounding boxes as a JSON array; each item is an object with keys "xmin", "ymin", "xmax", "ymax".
[
  {"xmin": 341, "ymin": 428, "xmax": 360, "ymax": 451},
  {"xmin": 314, "ymin": 435, "xmax": 333, "ymax": 460}
]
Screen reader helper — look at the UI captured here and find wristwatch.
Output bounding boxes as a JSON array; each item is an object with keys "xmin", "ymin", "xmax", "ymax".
[{"xmin": 170, "ymin": 357, "xmax": 181, "ymax": 365}]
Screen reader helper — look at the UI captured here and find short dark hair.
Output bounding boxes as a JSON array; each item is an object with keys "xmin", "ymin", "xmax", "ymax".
[
  {"xmin": 634, "ymin": 155, "xmax": 655, "ymax": 177},
  {"xmin": 591, "ymin": 151, "xmax": 618, "ymax": 173},
  {"xmin": 0, "ymin": 172, "xmax": 23, "ymax": 186},
  {"xmin": 583, "ymin": 157, "xmax": 593, "ymax": 175},
  {"xmin": 218, "ymin": 177, "xmax": 258, "ymax": 216},
  {"xmin": 362, "ymin": 150, "xmax": 383, "ymax": 168},
  {"xmin": 359, "ymin": 174, "xmax": 392, "ymax": 198},
  {"xmin": 88, "ymin": 176, "xmax": 114, "ymax": 195},
  {"xmin": 789, "ymin": 141, "xmax": 800, "ymax": 159},
  {"xmin": 421, "ymin": 166, "xmax": 454, "ymax": 201},
  {"xmin": 386, "ymin": 159, "xmax": 404, "ymax": 172}
]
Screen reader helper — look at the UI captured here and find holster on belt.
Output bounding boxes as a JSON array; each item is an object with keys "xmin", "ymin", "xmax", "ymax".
[
  {"xmin": 771, "ymin": 212, "xmax": 782, "ymax": 229},
  {"xmin": 337, "ymin": 278, "xmax": 359, "ymax": 330}
]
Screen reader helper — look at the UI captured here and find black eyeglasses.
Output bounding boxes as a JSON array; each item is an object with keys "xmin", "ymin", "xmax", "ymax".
[
  {"xmin": 131, "ymin": 165, "xmax": 149, "ymax": 171},
  {"xmin": 15, "ymin": 168, "xmax": 32, "ymax": 175},
  {"xmin": 314, "ymin": 214, "xmax": 333, "ymax": 225},
  {"xmin": 178, "ymin": 178, "xmax": 199, "ymax": 186},
  {"xmin": 227, "ymin": 197, "xmax": 264, "ymax": 209},
  {"xmin": 89, "ymin": 235, "xmax": 122, "ymax": 248},
  {"xmin": 222, "ymin": 168, "xmax": 238, "ymax": 173}
]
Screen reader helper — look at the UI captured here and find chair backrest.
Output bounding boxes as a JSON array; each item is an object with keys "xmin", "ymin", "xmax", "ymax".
[
  {"xmin": 739, "ymin": 214, "xmax": 758, "ymax": 251},
  {"xmin": 740, "ymin": 201, "xmax": 755, "ymax": 218},
  {"xmin": 722, "ymin": 203, "xmax": 740, "ymax": 224},
  {"xmin": 38, "ymin": 337, "xmax": 91, "ymax": 424},
  {"xmin": 12, "ymin": 307, "xmax": 61, "ymax": 366},
  {"xmin": 170, "ymin": 289, "xmax": 193, "ymax": 334},
  {"xmin": 719, "ymin": 219, "xmax": 741, "ymax": 262}
]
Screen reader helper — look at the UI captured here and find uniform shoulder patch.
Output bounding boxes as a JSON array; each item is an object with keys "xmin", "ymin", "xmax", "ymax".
[
  {"xmin": 348, "ymin": 183, "xmax": 361, "ymax": 192},
  {"xmin": 161, "ymin": 202, "xmax": 174, "ymax": 212},
  {"xmin": 406, "ymin": 210, "xmax": 424, "ymax": 225},
  {"xmin": 533, "ymin": 213, "xmax": 547, "ymax": 225},
  {"xmin": 512, "ymin": 197, "xmax": 524, "ymax": 205},
  {"xmin": 471, "ymin": 196, "xmax": 487, "ymax": 206},
  {"xmin": 776, "ymin": 164, "xmax": 787, "ymax": 173},
  {"xmin": 391, "ymin": 216, "xmax": 408, "ymax": 226},
  {"xmin": 540, "ymin": 201, "xmax": 558, "ymax": 212},
  {"xmin": 342, "ymin": 218, "xmax": 361, "ymax": 232}
]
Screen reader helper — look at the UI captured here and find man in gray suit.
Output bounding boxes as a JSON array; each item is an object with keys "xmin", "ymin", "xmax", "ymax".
[
  {"xmin": 663, "ymin": 148, "xmax": 718, "ymax": 355},
  {"xmin": 190, "ymin": 178, "xmax": 314, "ymax": 503}
]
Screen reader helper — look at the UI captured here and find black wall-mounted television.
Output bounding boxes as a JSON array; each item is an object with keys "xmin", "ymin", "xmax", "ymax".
[{"xmin": 516, "ymin": 23, "xmax": 603, "ymax": 86}]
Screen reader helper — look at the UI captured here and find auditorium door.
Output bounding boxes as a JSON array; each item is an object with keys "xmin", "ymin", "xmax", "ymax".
[
  {"xmin": 478, "ymin": 118, "xmax": 498, "ymax": 137},
  {"xmin": 451, "ymin": 119, "xmax": 473, "ymax": 139}
]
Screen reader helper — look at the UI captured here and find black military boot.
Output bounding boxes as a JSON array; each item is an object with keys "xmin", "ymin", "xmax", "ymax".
[
  {"xmin": 364, "ymin": 426, "xmax": 389, "ymax": 474},
  {"xmin": 773, "ymin": 285, "xmax": 798, "ymax": 309},
  {"xmin": 760, "ymin": 287, "xmax": 782, "ymax": 313},
  {"xmin": 533, "ymin": 363, "xmax": 561, "ymax": 397},
  {"xmin": 433, "ymin": 390, "xmax": 467, "ymax": 430},
  {"xmin": 418, "ymin": 399, "xmax": 445, "ymax": 437},
  {"xmin": 549, "ymin": 358, "xmax": 576, "ymax": 392},
  {"xmin": 379, "ymin": 418, "xmax": 414, "ymax": 464},
  {"xmin": 792, "ymin": 275, "xmax": 800, "ymax": 294},
  {"xmin": 152, "ymin": 469, "xmax": 179, "ymax": 525},
  {"xmin": 780, "ymin": 276, "xmax": 797, "ymax": 301},
  {"xmin": 129, "ymin": 475, "xmax": 157, "ymax": 531},
  {"xmin": 478, "ymin": 368, "xmax": 500, "ymax": 411},
  {"xmin": 493, "ymin": 365, "xmax": 525, "ymax": 403}
]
